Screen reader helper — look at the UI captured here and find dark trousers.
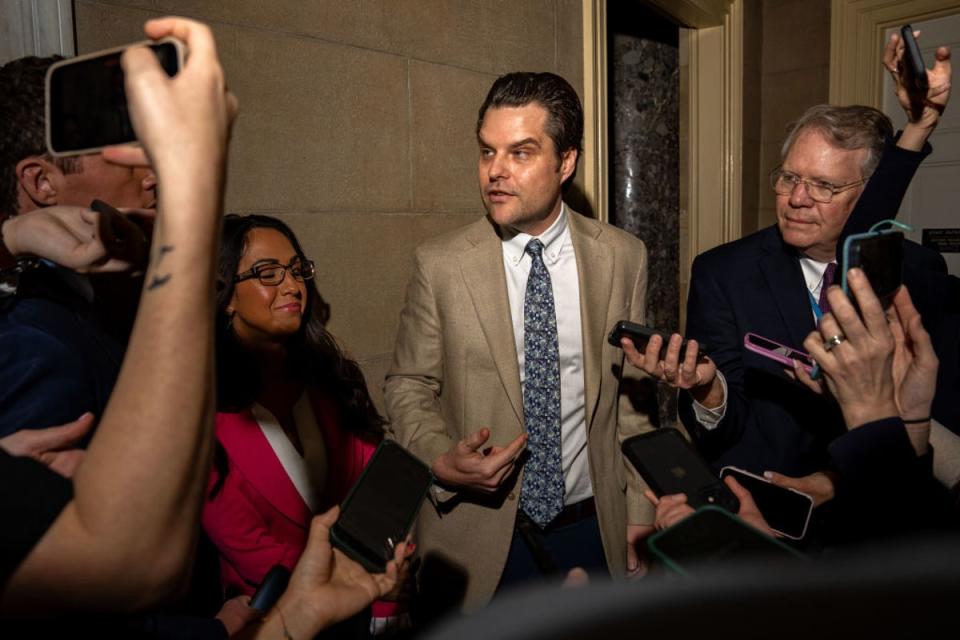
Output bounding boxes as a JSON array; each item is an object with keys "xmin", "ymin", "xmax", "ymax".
[{"xmin": 496, "ymin": 509, "xmax": 607, "ymax": 595}]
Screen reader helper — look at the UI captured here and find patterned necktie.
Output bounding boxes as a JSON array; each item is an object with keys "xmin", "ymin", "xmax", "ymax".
[
  {"xmin": 519, "ymin": 239, "xmax": 564, "ymax": 528},
  {"xmin": 817, "ymin": 262, "xmax": 838, "ymax": 316}
]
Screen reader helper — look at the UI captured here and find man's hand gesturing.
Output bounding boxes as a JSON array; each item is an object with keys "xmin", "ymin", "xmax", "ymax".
[{"xmin": 432, "ymin": 428, "xmax": 527, "ymax": 493}]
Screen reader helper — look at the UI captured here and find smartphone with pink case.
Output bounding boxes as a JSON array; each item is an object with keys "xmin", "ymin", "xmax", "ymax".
[{"xmin": 743, "ymin": 333, "xmax": 814, "ymax": 374}]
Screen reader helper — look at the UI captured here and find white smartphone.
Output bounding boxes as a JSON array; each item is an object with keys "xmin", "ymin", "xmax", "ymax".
[
  {"xmin": 45, "ymin": 37, "xmax": 185, "ymax": 156},
  {"xmin": 720, "ymin": 466, "xmax": 814, "ymax": 540}
]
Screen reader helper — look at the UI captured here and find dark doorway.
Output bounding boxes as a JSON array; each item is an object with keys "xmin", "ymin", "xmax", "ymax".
[{"xmin": 608, "ymin": 3, "xmax": 681, "ymax": 427}]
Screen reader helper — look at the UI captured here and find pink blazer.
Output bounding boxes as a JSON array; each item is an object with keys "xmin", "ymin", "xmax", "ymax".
[{"xmin": 202, "ymin": 392, "xmax": 377, "ymax": 596}]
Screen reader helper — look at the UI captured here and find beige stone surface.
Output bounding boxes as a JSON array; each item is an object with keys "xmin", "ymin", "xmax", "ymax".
[
  {"xmin": 742, "ymin": 139, "xmax": 761, "ymax": 235},
  {"xmin": 267, "ymin": 211, "xmax": 479, "ymax": 358},
  {"xmin": 762, "ymin": 0, "xmax": 830, "ymax": 76},
  {"xmin": 758, "ymin": 206, "xmax": 777, "ymax": 230},
  {"xmin": 556, "ymin": 0, "xmax": 584, "ymax": 95},
  {"xmin": 223, "ymin": 30, "xmax": 409, "ymax": 212},
  {"xmin": 72, "ymin": 1, "xmax": 584, "ymax": 389},
  {"xmin": 75, "ymin": 1, "xmax": 157, "ymax": 51},
  {"xmin": 759, "ymin": 140, "xmax": 783, "ymax": 211},
  {"xmin": 760, "ymin": 65, "xmax": 830, "ymax": 141},
  {"xmin": 410, "ymin": 61, "xmax": 494, "ymax": 211},
  {"xmin": 356, "ymin": 351, "xmax": 393, "ymax": 418},
  {"xmin": 149, "ymin": 0, "xmax": 556, "ymax": 76}
]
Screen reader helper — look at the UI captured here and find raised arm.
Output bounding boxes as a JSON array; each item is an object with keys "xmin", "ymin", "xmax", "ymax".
[{"xmin": 2, "ymin": 16, "xmax": 237, "ymax": 612}]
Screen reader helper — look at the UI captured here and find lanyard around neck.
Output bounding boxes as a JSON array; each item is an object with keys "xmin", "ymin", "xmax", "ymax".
[{"xmin": 807, "ymin": 289, "xmax": 824, "ymax": 323}]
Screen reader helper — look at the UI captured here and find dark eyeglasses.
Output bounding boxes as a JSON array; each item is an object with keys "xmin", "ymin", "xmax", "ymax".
[{"xmin": 233, "ymin": 257, "xmax": 316, "ymax": 286}]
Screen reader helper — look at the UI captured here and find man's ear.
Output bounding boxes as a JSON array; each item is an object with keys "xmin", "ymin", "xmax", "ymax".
[
  {"xmin": 15, "ymin": 156, "xmax": 61, "ymax": 208},
  {"xmin": 559, "ymin": 148, "xmax": 578, "ymax": 184}
]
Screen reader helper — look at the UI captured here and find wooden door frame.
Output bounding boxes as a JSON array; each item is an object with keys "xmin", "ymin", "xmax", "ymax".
[{"xmin": 830, "ymin": 0, "xmax": 960, "ymax": 107}]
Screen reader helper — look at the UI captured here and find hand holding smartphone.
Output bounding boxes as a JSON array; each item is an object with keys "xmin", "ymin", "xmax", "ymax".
[
  {"xmin": 840, "ymin": 229, "xmax": 904, "ymax": 311},
  {"xmin": 719, "ymin": 467, "xmax": 813, "ymax": 540},
  {"xmin": 646, "ymin": 506, "xmax": 806, "ymax": 575},
  {"xmin": 330, "ymin": 440, "xmax": 433, "ymax": 573},
  {"xmin": 622, "ymin": 429, "xmax": 739, "ymax": 513},
  {"xmin": 607, "ymin": 321, "xmax": 705, "ymax": 362},
  {"xmin": 46, "ymin": 38, "xmax": 185, "ymax": 156},
  {"xmin": 898, "ymin": 25, "xmax": 932, "ymax": 122}
]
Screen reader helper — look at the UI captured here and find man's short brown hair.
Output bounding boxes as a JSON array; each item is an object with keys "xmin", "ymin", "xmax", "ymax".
[{"xmin": 0, "ymin": 55, "xmax": 82, "ymax": 216}]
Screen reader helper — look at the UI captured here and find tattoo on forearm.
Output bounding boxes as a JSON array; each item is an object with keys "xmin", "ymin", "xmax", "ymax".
[
  {"xmin": 146, "ymin": 244, "xmax": 175, "ymax": 291},
  {"xmin": 157, "ymin": 245, "xmax": 173, "ymax": 261},
  {"xmin": 147, "ymin": 274, "xmax": 172, "ymax": 290}
]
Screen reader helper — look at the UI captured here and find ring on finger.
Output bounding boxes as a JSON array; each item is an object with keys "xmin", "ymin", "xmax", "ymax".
[{"xmin": 823, "ymin": 334, "xmax": 845, "ymax": 352}]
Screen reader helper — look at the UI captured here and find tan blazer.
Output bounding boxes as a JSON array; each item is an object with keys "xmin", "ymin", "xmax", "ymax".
[{"xmin": 384, "ymin": 210, "xmax": 655, "ymax": 610}]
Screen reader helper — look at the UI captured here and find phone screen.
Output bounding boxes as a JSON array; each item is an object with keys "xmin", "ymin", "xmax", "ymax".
[
  {"xmin": 844, "ymin": 232, "xmax": 904, "ymax": 309},
  {"xmin": 720, "ymin": 468, "xmax": 813, "ymax": 540},
  {"xmin": 334, "ymin": 441, "xmax": 432, "ymax": 570},
  {"xmin": 47, "ymin": 41, "xmax": 181, "ymax": 154}
]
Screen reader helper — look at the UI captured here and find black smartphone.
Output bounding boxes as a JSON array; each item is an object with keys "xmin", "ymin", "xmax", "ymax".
[
  {"xmin": 45, "ymin": 38, "xmax": 185, "ymax": 156},
  {"xmin": 249, "ymin": 564, "xmax": 291, "ymax": 614},
  {"xmin": 330, "ymin": 440, "xmax": 433, "ymax": 572},
  {"xmin": 621, "ymin": 429, "xmax": 739, "ymax": 513},
  {"xmin": 646, "ymin": 506, "xmax": 806, "ymax": 576},
  {"xmin": 900, "ymin": 25, "xmax": 929, "ymax": 93},
  {"xmin": 719, "ymin": 467, "xmax": 813, "ymax": 540},
  {"xmin": 607, "ymin": 320, "xmax": 705, "ymax": 362},
  {"xmin": 840, "ymin": 229, "xmax": 904, "ymax": 310},
  {"xmin": 91, "ymin": 199, "xmax": 150, "ymax": 270}
]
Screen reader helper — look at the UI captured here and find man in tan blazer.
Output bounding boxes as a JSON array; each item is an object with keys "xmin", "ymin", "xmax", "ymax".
[{"xmin": 384, "ymin": 72, "xmax": 655, "ymax": 611}]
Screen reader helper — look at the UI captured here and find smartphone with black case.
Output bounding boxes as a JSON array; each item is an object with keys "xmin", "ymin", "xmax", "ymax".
[
  {"xmin": 900, "ymin": 25, "xmax": 929, "ymax": 93},
  {"xmin": 249, "ymin": 564, "xmax": 291, "ymax": 614},
  {"xmin": 621, "ymin": 429, "xmax": 739, "ymax": 513},
  {"xmin": 719, "ymin": 466, "xmax": 813, "ymax": 540},
  {"xmin": 91, "ymin": 199, "xmax": 151, "ymax": 270},
  {"xmin": 330, "ymin": 440, "xmax": 433, "ymax": 572},
  {"xmin": 840, "ymin": 229, "xmax": 904, "ymax": 310},
  {"xmin": 607, "ymin": 320, "xmax": 705, "ymax": 362},
  {"xmin": 647, "ymin": 506, "xmax": 806, "ymax": 576},
  {"xmin": 45, "ymin": 37, "xmax": 185, "ymax": 156}
]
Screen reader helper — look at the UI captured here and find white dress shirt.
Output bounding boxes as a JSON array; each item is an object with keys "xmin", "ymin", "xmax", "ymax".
[{"xmin": 501, "ymin": 205, "xmax": 592, "ymax": 506}]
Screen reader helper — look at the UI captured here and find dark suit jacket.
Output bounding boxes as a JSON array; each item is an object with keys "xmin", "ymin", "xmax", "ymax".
[
  {"xmin": 827, "ymin": 418, "xmax": 959, "ymax": 542},
  {"xmin": 0, "ymin": 267, "xmax": 122, "ymax": 436},
  {"xmin": 679, "ymin": 141, "xmax": 947, "ymax": 477}
]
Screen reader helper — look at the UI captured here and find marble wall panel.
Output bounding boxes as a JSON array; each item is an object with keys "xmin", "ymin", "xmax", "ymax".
[{"xmin": 608, "ymin": 5, "xmax": 680, "ymax": 426}]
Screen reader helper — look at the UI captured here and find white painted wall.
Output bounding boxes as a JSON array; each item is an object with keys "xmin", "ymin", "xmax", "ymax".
[{"xmin": 884, "ymin": 13, "xmax": 960, "ymax": 275}]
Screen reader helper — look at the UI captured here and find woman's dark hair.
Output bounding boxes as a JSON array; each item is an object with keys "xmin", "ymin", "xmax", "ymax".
[{"xmin": 210, "ymin": 214, "xmax": 384, "ymax": 496}]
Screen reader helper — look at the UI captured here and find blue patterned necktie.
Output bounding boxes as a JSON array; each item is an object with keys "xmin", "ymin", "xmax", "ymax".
[{"xmin": 519, "ymin": 239, "xmax": 565, "ymax": 528}]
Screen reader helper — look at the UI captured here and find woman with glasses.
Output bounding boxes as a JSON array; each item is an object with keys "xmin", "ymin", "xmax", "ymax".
[{"xmin": 202, "ymin": 214, "xmax": 391, "ymax": 606}]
